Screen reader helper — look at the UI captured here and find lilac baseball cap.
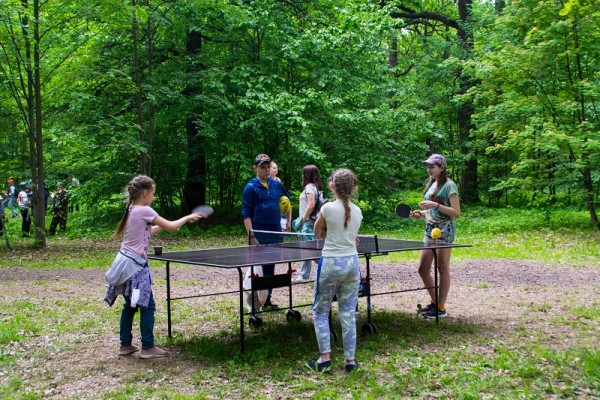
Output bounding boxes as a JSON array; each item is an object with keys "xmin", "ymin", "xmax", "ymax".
[{"xmin": 423, "ymin": 153, "xmax": 447, "ymax": 167}]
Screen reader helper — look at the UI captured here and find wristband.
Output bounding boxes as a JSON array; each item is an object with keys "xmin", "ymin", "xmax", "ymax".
[{"xmin": 436, "ymin": 203, "xmax": 440, "ymax": 210}]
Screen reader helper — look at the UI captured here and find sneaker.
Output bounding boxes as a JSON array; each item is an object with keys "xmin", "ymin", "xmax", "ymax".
[
  {"xmin": 262, "ymin": 302, "xmax": 280, "ymax": 311},
  {"xmin": 345, "ymin": 361, "xmax": 360, "ymax": 373},
  {"xmin": 118, "ymin": 344, "xmax": 140, "ymax": 355},
  {"xmin": 139, "ymin": 346, "xmax": 169, "ymax": 359},
  {"xmin": 419, "ymin": 303, "xmax": 437, "ymax": 314},
  {"xmin": 421, "ymin": 307, "xmax": 448, "ymax": 319},
  {"xmin": 292, "ymin": 276, "xmax": 308, "ymax": 284},
  {"xmin": 306, "ymin": 359, "xmax": 331, "ymax": 373}
]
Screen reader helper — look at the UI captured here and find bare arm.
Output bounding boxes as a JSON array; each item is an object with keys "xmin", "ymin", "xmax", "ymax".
[
  {"xmin": 418, "ymin": 193, "xmax": 460, "ymax": 218},
  {"xmin": 244, "ymin": 217, "xmax": 259, "ymax": 245},
  {"xmin": 151, "ymin": 213, "xmax": 201, "ymax": 235},
  {"xmin": 302, "ymin": 192, "xmax": 315, "ymax": 224},
  {"xmin": 313, "ymin": 212, "xmax": 327, "ymax": 238}
]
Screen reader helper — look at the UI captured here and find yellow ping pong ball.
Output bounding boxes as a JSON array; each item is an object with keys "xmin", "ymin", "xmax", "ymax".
[{"xmin": 431, "ymin": 228, "xmax": 442, "ymax": 240}]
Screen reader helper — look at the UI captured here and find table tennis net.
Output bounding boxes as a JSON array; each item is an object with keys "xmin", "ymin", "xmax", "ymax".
[{"xmin": 250, "ymin": 230, "xmax": 379, "ymax": 254}]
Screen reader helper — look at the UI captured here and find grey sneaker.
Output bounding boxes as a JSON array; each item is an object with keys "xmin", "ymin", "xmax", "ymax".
[
  {"xmin": 419, "ymin": 303, "xmax": 437, "ymax": 314},
  {"xmin": 118, "ymin": 344, "xmax": 140, "ymax": 356},
  {"xmin": 139, "ymin": 346, "xmax": 169, "ymax": 359},
  {"xmin": 421, "ymin": 307, "xmax": 448, "ymax": 319}
]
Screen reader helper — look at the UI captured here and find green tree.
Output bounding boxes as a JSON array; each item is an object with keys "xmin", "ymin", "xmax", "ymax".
[{"xmin": 471, "ymin": 0, "xmax": 599, "ymax": 226}]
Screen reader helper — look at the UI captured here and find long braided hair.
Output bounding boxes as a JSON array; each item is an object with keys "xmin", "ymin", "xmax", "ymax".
[
  {"xmin": 331, "ymin": 168, "xmax": 358, "ymax": 229},
  {"xmin": 111, "ymin": 175, "xmax": 156, "ymax": 238}
]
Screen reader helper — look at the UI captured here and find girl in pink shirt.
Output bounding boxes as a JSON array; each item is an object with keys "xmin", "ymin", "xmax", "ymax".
[{"xmin": 110, "ymin": 175, "xmax": 201, "ymax": 359}]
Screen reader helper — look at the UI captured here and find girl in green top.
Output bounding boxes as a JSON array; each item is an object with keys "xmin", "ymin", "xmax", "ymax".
[{"xmin": 410, "ymin": 154, "xmax": 461, "ymax": 319}]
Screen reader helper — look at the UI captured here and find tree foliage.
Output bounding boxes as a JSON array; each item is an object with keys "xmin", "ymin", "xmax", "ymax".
[{"xmin": 0, "ymin": 0, "xmax": 598, "ymax": 237}]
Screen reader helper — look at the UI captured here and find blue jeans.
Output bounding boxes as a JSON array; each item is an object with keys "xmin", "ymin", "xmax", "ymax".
[
  {"xmin": 296, "ymin": 220, "xmax": 317, "ymax": 279},
  {"xmin": 120, "ymin": 291, "xmax": 155, "ymax": 349}
]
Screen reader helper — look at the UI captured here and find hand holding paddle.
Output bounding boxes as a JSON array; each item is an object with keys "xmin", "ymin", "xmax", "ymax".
[
  {"xmin": 395, "ymin": 203, "xmax": 423, "ymax": 219},
  {"xmin": 395, "ymin": 204, "xmax": 411, "ymax": 218},
  {"xmin": 191, "ymin": 205, "xmax": 214, "ymax": 218}
]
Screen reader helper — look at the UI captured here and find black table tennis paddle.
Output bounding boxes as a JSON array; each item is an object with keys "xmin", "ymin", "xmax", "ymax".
[{"xmin": 395, "ymin": 204, "xmax": 411, "ymax": 218}]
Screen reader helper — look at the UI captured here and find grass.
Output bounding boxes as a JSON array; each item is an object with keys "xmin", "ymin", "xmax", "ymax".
[{"xmin": 0, "ymin": 206, "xmax": 599, "ymax": 398}]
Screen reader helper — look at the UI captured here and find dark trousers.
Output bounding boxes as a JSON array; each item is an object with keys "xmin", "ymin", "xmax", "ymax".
[
  {"xmin": 20, "ymin": 209, "xmax": 31, "ymax": 234},
  {"xmin": 253, "ymin": 223, "xmax": 282, "ymax": 305},
  {"xmin": 49, "ymin": 215, "xmax": 67, "ymax": 234}
]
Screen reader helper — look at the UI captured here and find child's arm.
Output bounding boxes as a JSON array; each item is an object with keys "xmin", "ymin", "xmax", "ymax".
[
  {"xmin": 151, "ymin": 213, "xmax": 201, "ymax": 234},
  {"xmin": 313, "ymin": 213, "xmax": 327, "ymax": 239}
]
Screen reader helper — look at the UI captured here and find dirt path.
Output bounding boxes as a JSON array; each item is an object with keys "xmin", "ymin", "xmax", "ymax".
[{"xmin": 1, "ymin": 259, "xmax": 598, "ymax": 399}]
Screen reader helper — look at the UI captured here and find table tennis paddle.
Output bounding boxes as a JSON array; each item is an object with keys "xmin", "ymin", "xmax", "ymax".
[
  {"xmin": 191, "ymin": 205, "xmax": 214, "ymax": 218},
  {"xmin": 395, "ymin": 204, "xmax": 411, "ymax": 218}
]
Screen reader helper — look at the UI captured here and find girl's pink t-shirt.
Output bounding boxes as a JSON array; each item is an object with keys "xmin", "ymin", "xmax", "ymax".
[{"xmin": 121, "ymin": 205, "xmax": 158, "ymax": 259}]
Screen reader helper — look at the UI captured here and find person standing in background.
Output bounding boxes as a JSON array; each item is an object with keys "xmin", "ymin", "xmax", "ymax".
[
  {"xmin": 4, "ymin": 178, "xmax": 18, "ymax": 218},
  {"xmin": 69, "ymin": 176, "xmax": 80, "ymax": 212},
  {"xmin": 49, "ymin": 182, "xmax": 69, "ymax": 235},
  {"xmin": 292, "ymin": 164, "xmax": 323, "ymax": 283},
  {"xmin": 269, "ymin": 161, "xmax": 288, "ymax": 230},
  {"xmin": 17, "ymin": 182, "xmax": 32, "ymax": 236}
]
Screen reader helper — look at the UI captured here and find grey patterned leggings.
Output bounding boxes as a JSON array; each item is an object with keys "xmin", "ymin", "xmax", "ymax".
[{"xmin": 312, "ymin": 255, "xmax": 360, "ymax": 360}]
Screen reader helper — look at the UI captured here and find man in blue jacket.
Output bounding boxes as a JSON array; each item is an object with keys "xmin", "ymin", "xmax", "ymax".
[{"xmin": 242, "ymin": 153, "xmax": 292, "ymax": 310}]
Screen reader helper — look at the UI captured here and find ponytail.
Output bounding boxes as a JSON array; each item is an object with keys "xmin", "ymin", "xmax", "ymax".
[{"xmin": 111, "ymin": 202, "xmax": 131, "ymax": 239}]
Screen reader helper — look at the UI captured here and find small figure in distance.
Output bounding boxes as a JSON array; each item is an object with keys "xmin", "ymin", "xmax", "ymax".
[
  {"xmin": 409, "ymin": 154, "xmax": 461, "ymax": 319},
  {"xmin": 104, "ymin": 175, "xmax": 202, "ymax": 359},
  {"xmin": 17, "ymin": 181, "xmax": 32, "ymax": 237},
  {"xmin": 4, "ymin": 178, "xmax": 19, "ymax": 218},
  {"xmin": 49, "ymin": 182, "xmax": 68, "ymax": 235}
]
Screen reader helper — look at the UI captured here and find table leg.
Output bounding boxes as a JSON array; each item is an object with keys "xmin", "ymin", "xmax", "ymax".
[
  {"xmin": 365, "ymin": 255, "xmax": 372, "ymax": 323},
  {"xmin": 238, "ymin": 267, "xmax": 245, "ymax": 354},
  {"xmin": 166, "ymin": 261, "xmax": 172, "ymax": 338},
  {"xmin": 433, "ymin": 249, "xmax": 439, "ymax": 324}
]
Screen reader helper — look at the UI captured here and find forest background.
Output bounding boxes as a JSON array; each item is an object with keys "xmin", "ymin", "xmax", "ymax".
[{"xmin": 0, "ymin": 0, "xmax": 598, "ymax": 246}]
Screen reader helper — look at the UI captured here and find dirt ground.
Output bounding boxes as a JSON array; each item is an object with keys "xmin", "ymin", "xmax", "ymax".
[{"xmin": 1, "ymin": 258, "xmax": 599, "ymax": 398}]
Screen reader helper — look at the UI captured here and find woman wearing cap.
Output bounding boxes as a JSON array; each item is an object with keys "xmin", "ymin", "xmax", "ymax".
[{"xmin": 409, "ymin": 154, "xmax": 460, "ymax": 319}]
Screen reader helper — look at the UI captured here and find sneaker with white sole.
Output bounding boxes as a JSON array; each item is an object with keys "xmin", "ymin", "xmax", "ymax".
[
  {"xmin": 292, "ymin": 276, "xmax": 308, "ymax": 284},
  {"xmin": 419, "ymin": 303, "xmax": 437, "ymax": 314}
]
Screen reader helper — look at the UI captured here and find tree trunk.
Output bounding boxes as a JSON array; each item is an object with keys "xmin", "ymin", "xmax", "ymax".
[
  {"xmin": 182, "ymin": 29, "xmax": 206, "ymax": 213},
  {"xmin": 132, "ymin": 0, "xmax": 149, "ymax": 175},
  {"xmin": 457, "ymin": 0, "xmax": 479, "ymax": 203},
  {"xmin": 32, "ymin": 0, "xmax": 46, "ymax": 245},
  {"xmin": 146, "ymin": 15, "xmax": 154, "ymax": 176}
]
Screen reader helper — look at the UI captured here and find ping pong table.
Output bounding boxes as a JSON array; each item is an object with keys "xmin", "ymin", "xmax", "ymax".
[{"xmin": 148, "ymin": 235, "xmax": 470, "ymax": 353}]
